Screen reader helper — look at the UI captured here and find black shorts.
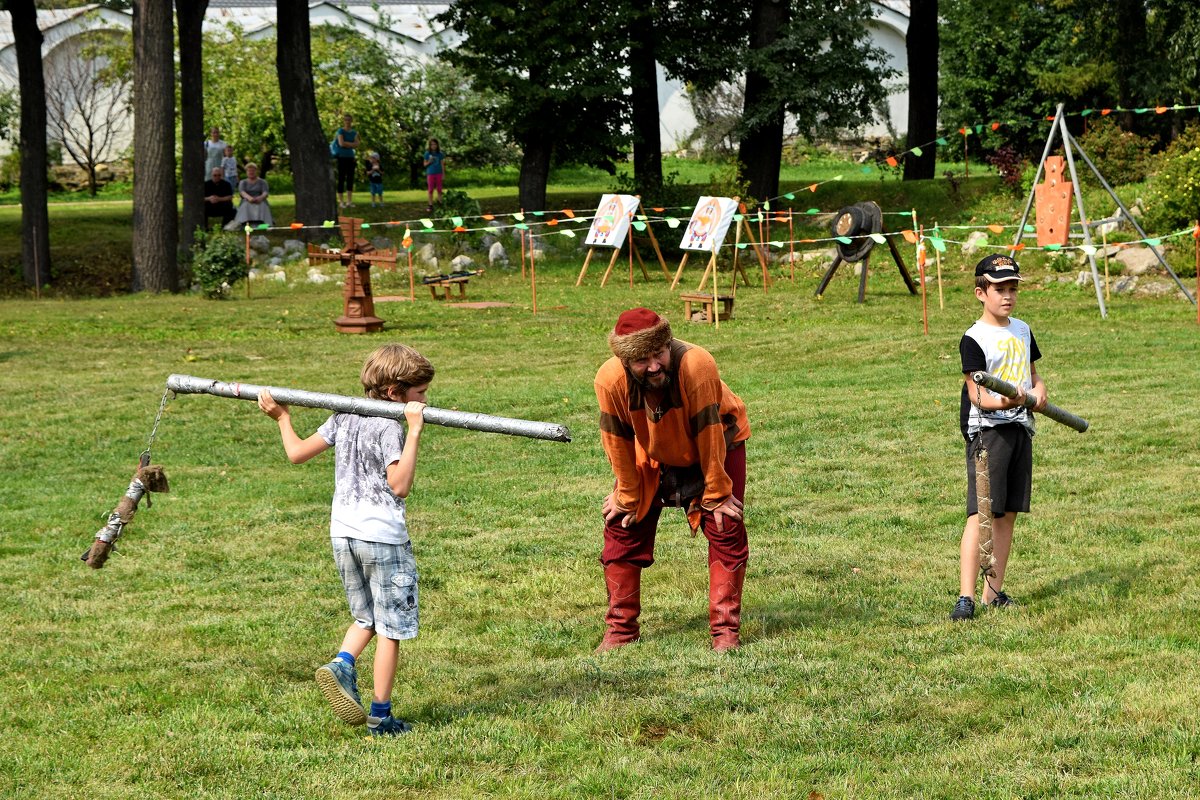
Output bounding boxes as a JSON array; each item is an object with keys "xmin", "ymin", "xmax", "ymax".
[{"xmin": 966, "ymin": 424, "xmax": 1032, "ymax": 517}]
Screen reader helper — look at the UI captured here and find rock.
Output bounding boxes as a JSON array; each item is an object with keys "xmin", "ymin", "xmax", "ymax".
[
  {"xmin": 270, "ymin": 246, "xmax": 284, "ymax": 257},
  {"xmin": 450, "ymin": 254, "xmax": 475, "ymax": 270},
  {"xmin": 481, "ymin": 234, "xmax": 498, "ymax": 251},
  {"xmin": 1075, "ymin": 270, "xmax": 1095, "ymax": 288},
  {"xmin": 249, "ymin": 235, "xmax": 271, "ymax": 254},
  {"xmin": 418, "ymin": 243, "xmax": 437, "ymax": 267},
  {"xmin": 268, "ymin": 271, "xmax": 287, "ymax": 282},
  {"xmin": 268, "ymin": 256, "xmax": 283, "ymax": 267},
  {"xmin": 962, "ymin": 231, "xmax": 989, "ymax": 256},
  {"xmin": 1112, "ymin": 275, "xmax": 1138, "ymax": 294},
  {"xmin": 371, "ymin": 236, "xmax": 393, "ymax": 251},
  {"xmin": 248, "ymin": 268, "xmax": 262, "ymax": 280},
  {"xmin": 1135, "ymin": 279, "xmax": 1177, "ymax": 297},
  {"xmin": 1114, "ymin": 246, "xmax": 1160, "ymax": 277},
  {"xmin": 283, "ymin": 239, "xmax": 306, "ymax": 255},
  {"xmin": 488, "ymin": 241, "xmax": 509, "ymax": 266},
  {"xmin": 306, "ymin": 267, "xmax": 332, "ymax": 284},
  {"xmin": 1079, "ymin": 244, "xmax": 1121, "ymax": 263}
]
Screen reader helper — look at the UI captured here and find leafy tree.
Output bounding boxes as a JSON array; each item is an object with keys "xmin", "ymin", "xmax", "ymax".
[
  {"xmin": 738, "ymin": 0, "xmax": 894, "ymax": 200},
  {"xmin": 276, "ymin": 0, "xmax": 336, "ymax": 228},
  {"xmin": 44, "ymin": 31, "xmax": 130, "ymax": 196},
  {"xmin": 3, "ymin": 0, "xmax": 50, "ymax": 288},
  {"xmin": 437, "ymin": 0, "xmax": 628, "ymax": 212},
  {"xmin": 132, "ymin": 0, "xmax": 178, "ymax": 292}
]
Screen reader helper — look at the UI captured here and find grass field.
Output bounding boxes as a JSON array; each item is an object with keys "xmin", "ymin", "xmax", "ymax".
[{"xmin": 2, "ymin": 233, "xmax": 1199, "ymax": 798}]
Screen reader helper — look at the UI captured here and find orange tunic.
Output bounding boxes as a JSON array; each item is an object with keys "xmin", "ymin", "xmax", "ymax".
[{"xmin": 595, "ymin": 339, "xmax": 750, "ymax": 524}]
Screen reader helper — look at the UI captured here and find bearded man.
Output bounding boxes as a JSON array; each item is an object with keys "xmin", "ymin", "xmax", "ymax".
[{"xmin": 594, "ymin": 308, "xmax": 751, "ymax": 651}]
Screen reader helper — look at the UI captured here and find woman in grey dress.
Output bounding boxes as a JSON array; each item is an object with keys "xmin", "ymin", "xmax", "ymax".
[{"xmin": 226, "ymin": 162, "xmax": 274, "ymax": 229}]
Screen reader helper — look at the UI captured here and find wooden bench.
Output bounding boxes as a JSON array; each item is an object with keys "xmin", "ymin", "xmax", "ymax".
[
  {"xmin": 424, "ymin": 270, "xmax": 483, "ymax": 301},
  {"xmin": 680, "ymin": 292, "xmax": 735, "ymax": 324}
]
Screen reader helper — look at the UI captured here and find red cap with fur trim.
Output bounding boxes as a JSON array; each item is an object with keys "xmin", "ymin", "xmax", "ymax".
[{"xmin": 608, "ymin": 307, "xmax": 673, "ymax": 361}]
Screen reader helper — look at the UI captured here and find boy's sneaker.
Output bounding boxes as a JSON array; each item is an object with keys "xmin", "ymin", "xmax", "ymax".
[
  {"xmin": 367, "ymin": 713, "xmax": 413, "ymax": 736},
  {"xmin": 950, "ymin": 595, "xmax": 975, "ymax": 621},
  {"xmin": 987, "ymin": 590, "xmax": 1018, "ymax": 608},
  {"xmin": 315, "ymin": 659, "xmax": 366, "ymax": 725}
]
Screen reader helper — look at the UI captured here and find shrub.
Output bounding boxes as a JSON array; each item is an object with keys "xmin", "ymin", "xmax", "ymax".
[
  {"xmin": 985, "ymin": 145, "xmax": 1028, "ymax": 194},
  {"xmin": 1076, "ymin": 118, "xmax": 1154, "ymax": 186},
  {"xmin": 1143, "ymin": 146, "xmax": 1200, "ymax": 234},
  {"xmin": 191, "ymin": 229, "xmax": 248, "ymax": 299}
]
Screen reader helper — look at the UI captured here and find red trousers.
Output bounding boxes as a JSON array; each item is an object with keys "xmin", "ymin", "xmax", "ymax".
[{"xmin": 601, "ymin": 444, "xmax": 747, "ymax": 570}]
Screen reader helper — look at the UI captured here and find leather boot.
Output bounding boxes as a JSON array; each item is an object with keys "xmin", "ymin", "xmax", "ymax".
[
  {"xmin": 708, "ymin": 560, "xmax": 745, "ymax": 651},
  {"xmin": 596, "ymin": 561, "xmax": 641, "ymax": 652}
]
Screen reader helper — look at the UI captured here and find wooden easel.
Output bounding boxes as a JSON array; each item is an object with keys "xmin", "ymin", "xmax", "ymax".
[
  {"xmin": 575, "ymin": 196, "xmax": 669, "ymax": 286},
  {"xmin": 670, "ymin": 198, "xmax": 761, "ymax": 290}
]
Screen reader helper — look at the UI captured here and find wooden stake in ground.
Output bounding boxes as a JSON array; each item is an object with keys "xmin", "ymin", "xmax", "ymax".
[
  {"xmin": 934, "ymin": 221, "xmax": 944, "ymax": 310},
  {"xmin": 711, "ymin": 249, "xmax": 720, "ymax": 331},
  {"xmin": 917, "ymin": 225, "xmax": 928, "ymax": 336},
  {"xmin": 244, "ymin": 226, "xmax": 252, "ymax": 298},
  {"xmin": 407, "ymin": 246, "xmax": 415, "ymax": 302},
  {"xmin": 519, "ymin": 210, "xmax": 527, "ymax": 280},
  {"xmin": 530, "ymin": 235, "xmax": 538, "ymax": 314},
  {"xmin": 788, "ymin": 210, "xmax": 795, "ymax": 282}
]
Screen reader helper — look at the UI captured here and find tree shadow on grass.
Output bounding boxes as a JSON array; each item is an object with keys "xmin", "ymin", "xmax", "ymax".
[{"xmin": 1020, "ymin": 557, "xmax": 1167, "ymax": 605}]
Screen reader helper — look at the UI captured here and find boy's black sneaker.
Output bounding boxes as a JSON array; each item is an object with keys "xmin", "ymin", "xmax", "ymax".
[
  {"xmin": 987, "ymin": 590, "xmax": 1017, "ymax": 608},
  {"xmin": 950, "ymin": 595, "xmax": 975, "ymax": 621}
]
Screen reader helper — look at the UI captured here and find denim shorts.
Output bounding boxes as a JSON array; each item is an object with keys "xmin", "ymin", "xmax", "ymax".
[{"xmin": 331, "ymin": 538, "xmax": 419, "ymax": 640}]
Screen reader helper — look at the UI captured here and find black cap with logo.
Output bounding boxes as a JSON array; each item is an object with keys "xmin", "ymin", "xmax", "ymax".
[{"xmin": 975, "ymin": 253, "xmax": 1024, "ymax": 282}]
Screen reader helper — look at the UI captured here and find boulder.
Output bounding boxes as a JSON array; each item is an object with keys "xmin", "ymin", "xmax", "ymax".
[
  {"xmin": 370, "ymin": 236, "xmax": 393, "ymax": 251},
  {"xmin": 450, "ymin": 254, "xmax": 475, "ymax": 270},
  {"xmin": 488, "ymin": 241, "xmax": 509, "ymax": 266},
  {"xmin": 249, "ymin": 235, "xmax": 271, "ymax": 254},
  {"xmin": 283, "ymin": 239, "xmax": 307, "ymax": 255},
  {"xmin": 307, "ymin": 268, "xmax": 332, "ymax": 284},
  {"xmin": 1075, "ymin": 270, "xmax": 1095, "ymax": 288},
  {"xmin": 1113, "ymin": 246, "xmax": 1160, "ymax": 277},
  {"xmin": 1112, "ymin": 276, "xmax": 1138, "ymax": 294},
  {"xmin": 418, "ymin": 243, "xmax": 437, "ymax": 267},
  {"xmin": 962, "ymin": 231, "xmax": 989, "ymax": 256}
]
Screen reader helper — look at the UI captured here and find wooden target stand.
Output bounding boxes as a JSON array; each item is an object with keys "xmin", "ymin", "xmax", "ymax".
[
  {"xmin": 670, "ymin": 203, "xmax": 769, "ymax": 292},
  {"xmin": 814, "ymin": 208, "xmax": 917, "ymax": 303},
  {"xmin": 575, "ymin": 197, "xmax": 671, "ymax": 287}
]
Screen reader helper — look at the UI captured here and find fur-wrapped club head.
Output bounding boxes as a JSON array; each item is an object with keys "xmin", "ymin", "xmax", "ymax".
[{"xmin": 609, "ymin": 307, "xmax": 673, "ymax": 361}]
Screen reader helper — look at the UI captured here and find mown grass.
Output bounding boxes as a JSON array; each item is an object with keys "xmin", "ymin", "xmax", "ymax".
[{"xmin": 1, "ymin": 239, "xmax": 1198, "ymax": 798}]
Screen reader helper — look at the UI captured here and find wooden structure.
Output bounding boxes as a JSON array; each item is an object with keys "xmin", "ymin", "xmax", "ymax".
[
  {"xmin": 814, "ymin": 201, "xmax": 917, "ymax": 303},
  {"xmin": 1034, "ymin": 156, "xmax": 1070, "ymax": 247},
  {"xmin": 424, "ymin": 269, "xmax": 484, "ymax": 301},
  {"xmin": 307, "ymin": 217, "xmax": 398, "ymax": 334},
  {"xmin": 680, "ymin": 292, "xmax": 735, "ymax": 324}
]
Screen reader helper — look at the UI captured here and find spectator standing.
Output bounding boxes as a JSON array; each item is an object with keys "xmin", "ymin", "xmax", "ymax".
[
  {"xmin": 366, "ymin": 153, "xmax": 384, "ymax": 207},
  {"xmin": 333, "ymin": 113, "xmax": 360, "ymax": 208},
  {"xmin": 422, "ymin": 138, "xmax": 445, "ymax": 211},
  {"xmin": 221, "ymin": 145, "xmax": 239, "ymax": 186},
  {"xmin": 204, "ymin": 127, "xmax": 227, "ymax": 174}
]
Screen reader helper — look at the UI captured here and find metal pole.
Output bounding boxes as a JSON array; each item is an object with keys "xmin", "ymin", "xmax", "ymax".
[
  {"xmin": 166, "ymin": 374, "xmax": 572, "ymax": 442},
  {"xmin": 1014, "ymin": 104, "xmax": 1063, "ymax": 248},
  {"xmin": 1057, "ymin": 112, "xmax": 1108, "ymax": 318},
  {"xmin": 970, "ymin": 371, "xmax": 1089, "ymax": 433},
  {"xmin": 1068, "ymin": 132, "xmax": 1196, "ymax": 305}
]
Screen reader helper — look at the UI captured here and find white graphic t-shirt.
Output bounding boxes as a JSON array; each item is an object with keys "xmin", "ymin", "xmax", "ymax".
[
  {"xmin": 317, "ymin": 413, "xmax": 408, "ymax": 544},
  {"xmin": 959, "ymin": 317, "xmax": 1041, "ymax": 440}
]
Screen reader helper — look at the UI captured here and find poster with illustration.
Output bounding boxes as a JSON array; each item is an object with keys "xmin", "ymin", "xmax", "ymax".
[
  {"xmin": 678, "ymin": 196, "xmax": 738, "ymax": 253},
  {"xmin": 584, "ymin": 194, "xmax": 639, "ymax": 248}
]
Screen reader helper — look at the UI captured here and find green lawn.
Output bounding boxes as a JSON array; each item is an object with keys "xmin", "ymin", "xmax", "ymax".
[{"xmin": 2, "ymin": 237, "xmax": 1198, "ymax": 797}]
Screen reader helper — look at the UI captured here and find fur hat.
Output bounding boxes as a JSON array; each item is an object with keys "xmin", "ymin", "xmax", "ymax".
[{"xmin": 608, "ymin": 308, "xmax": 673, "ymax": 361}]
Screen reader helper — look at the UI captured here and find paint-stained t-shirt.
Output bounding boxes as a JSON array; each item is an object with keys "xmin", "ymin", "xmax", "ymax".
[
  {"xmin": 317, "ymin": 413, "xmax": 408, "ymax": 544},
  {"xmin": 959, "ymin": 317, "xmax": 1041, "ymax": 441}
]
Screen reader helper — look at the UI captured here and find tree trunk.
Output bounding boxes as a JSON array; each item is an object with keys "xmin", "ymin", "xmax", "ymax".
[
  {"xmin": 903, "ymin": 0, "xmax": 938, "ymax": 181},
  {"xmin": 7, "ymin": 0, "xmax": 51, "ymax": 288},
  {"xmin": 177, "ymin": 0, "xmax": 209, "ymax": 254},
  {"xmin": 629, "ymin": 19, "xmax": 662, "ymax": 199},
  {"xmin": 517, "ymin": 130, "xmax": 551, "ymax": 213},
  {"xmin": 1113, "ymin": 0, "xmax": 1146, "ymax": 133},
  {"xmin": 737, "ymin": 0, "xmax": 789, "ymax": 202},
  {"xmin": 132, "ymin": 0, "xmax": 179, "ymax": 292},
  {"xmin": 276, "ymin": 0, "xmax": 336, "ymax": 227}
]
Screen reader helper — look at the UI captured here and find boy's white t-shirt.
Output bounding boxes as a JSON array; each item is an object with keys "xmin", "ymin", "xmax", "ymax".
[
  {"xmin": 959, "ymin": 316, "xmax": 1041, "ymax": 440},
  {"xmin": 317, "ymin": 413, "xmax": 409, "ymax": 544}
]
